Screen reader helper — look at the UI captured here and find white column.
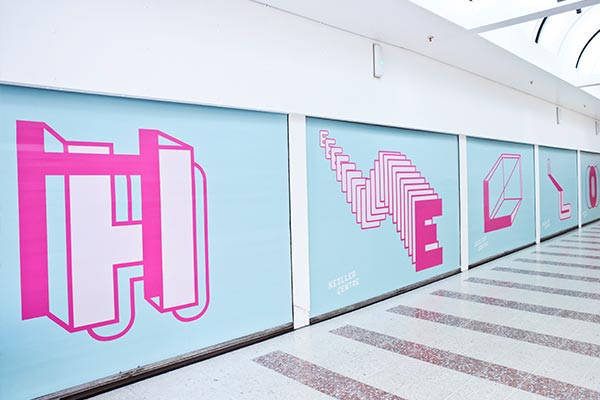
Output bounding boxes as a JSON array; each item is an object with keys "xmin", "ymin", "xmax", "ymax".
[
  {"xmin": 459, "ymin": 135, "xmax": 469, "ymax": 271},
  {"xmin": 534, "ymin": 145, "xmax": 541, "ymax": 244},
  {"xmin": 578, "ymin": 150, "xmax": 582, "ymax": 228},
  {"xmin": 288, "ymin": 113, "xmax": 311, "ymax": 328}
]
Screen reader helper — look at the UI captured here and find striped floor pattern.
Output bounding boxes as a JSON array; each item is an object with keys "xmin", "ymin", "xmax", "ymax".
[
  {"xmin": 331, "ymin": 325, "xmax": 600, "ymax": 400},
  {"xmin": 92, "ymin": 222, "xmax": 600, "ymax": 400}
]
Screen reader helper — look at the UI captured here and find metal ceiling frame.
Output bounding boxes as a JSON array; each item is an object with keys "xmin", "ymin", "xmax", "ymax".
[{"xmin": 470, "ymin": 0, "xmax": 600, "ymax": 33}]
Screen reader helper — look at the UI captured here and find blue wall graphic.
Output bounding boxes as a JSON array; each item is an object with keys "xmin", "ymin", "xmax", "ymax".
[
  {"xmin": 306, "ymin": 118, "xmax": 460, "ymax": 318},
  {"xmin": 467, "ymin": 138, "xmax": 535, "ymax": 264},
  {"xmin": 539, "ymin": 146, "xmax": 578, "ymax": 237},
  {"xmin": 0, "ymin": 84, "xmax": 292, "ymax": 400}
]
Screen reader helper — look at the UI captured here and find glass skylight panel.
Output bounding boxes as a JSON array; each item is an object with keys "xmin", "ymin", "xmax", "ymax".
[
  {"xmin": 536, "ymin": 10, "xmax": 583, "ymax": 55},
  {"xmin": 410, "ymin": 0, "xmax": 600, "ymax": 100},
  {"xmin": 578, "ymin": 35, "xmax": 600, "ymax": 73},
  {"xmin": 555, "ymin": 6, "xmax": 600, "ymax": 66}
]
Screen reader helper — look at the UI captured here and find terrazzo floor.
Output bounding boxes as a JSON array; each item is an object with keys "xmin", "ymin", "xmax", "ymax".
[{"xmin": 92, "ymin": 224, "xmax": 600, "ymax": 400}]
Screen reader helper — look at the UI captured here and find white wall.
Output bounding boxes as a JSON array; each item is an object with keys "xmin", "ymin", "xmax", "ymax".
[{"xmin": 0, "ymin": 0, "xmax": 599, "ymax": 151}]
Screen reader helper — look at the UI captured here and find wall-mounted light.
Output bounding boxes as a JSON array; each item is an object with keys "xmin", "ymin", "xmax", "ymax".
[{"xmin": 372, "ymin": 43, "xmax": 384, "ymax": 79}]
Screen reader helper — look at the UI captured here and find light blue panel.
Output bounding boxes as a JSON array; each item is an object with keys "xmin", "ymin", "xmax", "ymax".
[
  {"xmin": 131, "ymin": 175, "xmax": 142, "ymax": 220},
  {"xmin": 539, "ymin": 146, "xmax": 578, "ymax": 237},
  {"xmin": 0, "ymin": 84, "xmax": 292, "ymax": 400},
  {"xmin": 467, "ymin": 138, "xmax": 535, "ymax": 264},
  {"xmin": 306, "ymin": 118, "xmax": 460, "ymax": 318},
  {"xmin": 580, "ymin": 151, "xmax": 600, "ymax": 224},
  {"xmin": 46, "ymin": 176, "xmax": 69, "ymax": 323},
  {"xmin": 114, "ymin": 175, "xmax": 129, "ymax": 221}
]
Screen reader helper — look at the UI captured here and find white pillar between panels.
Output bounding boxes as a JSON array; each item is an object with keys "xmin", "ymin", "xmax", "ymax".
[
  {"xmin": 459, "ymin": 135, "xmax": 469, "ymax": 271},
  {"xmin": 534, "ymin": 145, "xmax": 541, "ymax": 244},
  {"xmin": 288, "ymin": 113, "xmax": 311, "ymax": 329},
  {"xmin": 578, "ymin": 150, "xmax": 582, "ymax": 228}
]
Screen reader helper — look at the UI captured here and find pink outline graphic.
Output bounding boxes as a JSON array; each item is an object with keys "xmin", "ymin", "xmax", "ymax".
[
  {"xmin": 319, "ymin": 130, "xmax": 443, "ymax": 271},
  {"xmin": 17, "ymin": 121, "xmax": 210, "ymax": 341},
  {"xmin": 546, "ymin": 159, "xmax": 572, "ymax": 220},
  {"xmin": 586, "ymin": 165, "xmax": 599, "ymax": 209},
  {"xmin": 483, "ymin": 153, "xmax": 523, "ymax": 233}
]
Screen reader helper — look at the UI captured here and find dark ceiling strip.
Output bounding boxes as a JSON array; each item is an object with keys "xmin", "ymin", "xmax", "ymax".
[
  {"xmin": 535, "ymin": 16, "xmax": 548, "ymax": 43},
  {"xmin": 576, "ymin": 28, "xmax": 600, "ymax": 68}
]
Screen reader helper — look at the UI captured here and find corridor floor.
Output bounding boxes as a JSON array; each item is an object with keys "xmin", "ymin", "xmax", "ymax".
[{"xmin": 93, "ymin": 224, "xmax": 600, "ymax": 400}]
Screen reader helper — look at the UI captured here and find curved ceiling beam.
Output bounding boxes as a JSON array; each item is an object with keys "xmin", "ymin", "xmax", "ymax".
[
  {"xmin": 576, "ymin": 29, "xmax": 600, "ymax": 67},
  {"xmin": 535, "ymin": 17, "xmax": 548, "ymax": 43}
]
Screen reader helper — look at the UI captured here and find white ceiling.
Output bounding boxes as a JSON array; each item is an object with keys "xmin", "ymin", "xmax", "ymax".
[{"xmin": 253, "ymin": 0, "xmax": 600, "ymax": 120}]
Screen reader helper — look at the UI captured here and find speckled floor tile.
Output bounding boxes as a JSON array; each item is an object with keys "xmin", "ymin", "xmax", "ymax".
[
  {"xmin": 90, "ymin": 223, "xmax": 600, "ymax": 400},
  {"xmin": 453, "ymin": 281, "xmax": 597, "ymax": 310},
  {"xmin": 572, "ymin": 234, "xmax": 600, "ymax": 239},
  {"xmin": 387, "ymin": 305, "xmax": 471, "ymax": 328},
  {"xmin": 330, "ymin": 325, "xmax": 600, "ymax": 400},
  {"xmin": 492, "ymin": 266, "xmax": 600, "ymax": 283},
  {"xmin": 546, "ymin": 245, "xmax": 600, "ymax": 253},
  {"xmin": 388, "ymin": 305, "xmax": 600, "ymax": 358},
  {"xmin": 563, "ymin": 239, "xmax": 600, "ymax": 245},
  {"xmin": 516, "ymin": 375, "xmax": 600, "ymax": 400},
  {"xmin": 466, "ymin": 277, "xmax": 600, "ymax": 300},
  {"xmin": 253, "ymin": 351, "xmax": 406, "ymax": 400},
  {"xmin": 514, "ymin": 257, "xmax": 600, "ymax": 271},
  {"xmin": 430, "ymin": 289, "xmax": 578, "ymax": 319},
  {"xmin": 536, "ymin": 250, "xmax": 600, "ymax": 261}
]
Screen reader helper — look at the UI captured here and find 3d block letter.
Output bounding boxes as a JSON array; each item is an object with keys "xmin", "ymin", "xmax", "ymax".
[
  {"xmin": 319, "ymin": 130, "xmax": 443, "ymax": 271},
  {"xmin": 483, "ymin": 154, "xmax": 523, "ymax": 233},
  {"xmin": 414, "ymin": 198, "xmax": 443, "ymax": 271},
  {"xmin": 587, "ymin": 165, "xmax": 599, "ymax": 209},
  {"xmin": 546, "ymin": 159, "xmax": 571, "ymax": 220},
  {"xmin": 17, "ymin": 121, "xmax": 210, "ymax": 341}
]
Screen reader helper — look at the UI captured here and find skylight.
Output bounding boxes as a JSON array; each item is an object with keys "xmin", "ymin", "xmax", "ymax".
[{"xmin": 409, "ymin": 0, "xmax": 600, "ymax": 99}]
